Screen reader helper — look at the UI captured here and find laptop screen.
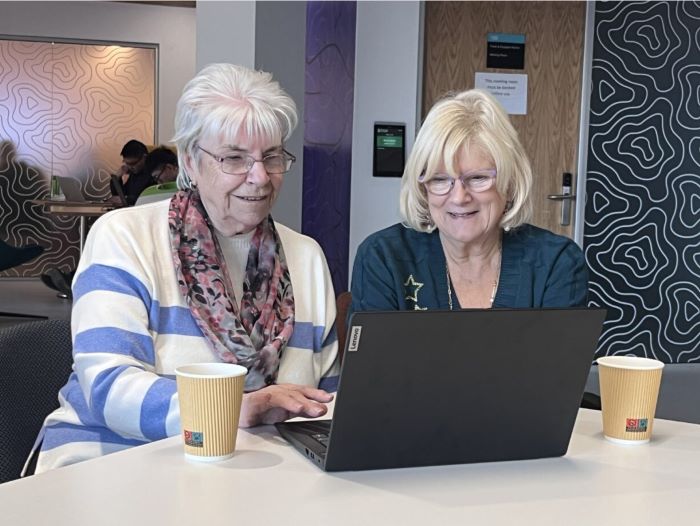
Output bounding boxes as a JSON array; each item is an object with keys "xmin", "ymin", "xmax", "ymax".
[{"xmin": 307, "ymin": 307, "xmax": 605, "ymax": 471}]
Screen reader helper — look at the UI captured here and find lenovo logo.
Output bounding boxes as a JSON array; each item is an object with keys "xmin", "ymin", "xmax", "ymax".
[{"xmin": 348, "ymin": 326, "xmax": 362, "ymax": 352}]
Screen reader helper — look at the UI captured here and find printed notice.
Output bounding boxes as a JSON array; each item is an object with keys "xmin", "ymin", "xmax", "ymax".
[{"xmin": 474, "ymin": 72, "xmax": 527, "ymax": 115}]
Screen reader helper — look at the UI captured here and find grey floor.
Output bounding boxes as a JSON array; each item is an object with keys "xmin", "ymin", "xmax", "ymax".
[{"xmin": 0, "ymin": 278, "xmax": 72, "ymax": 329}]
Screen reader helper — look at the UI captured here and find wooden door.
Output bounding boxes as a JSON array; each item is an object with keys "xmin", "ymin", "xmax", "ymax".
[{"xmin": 423, "ymin": 1, "xmax": 586, "ymax": 238}]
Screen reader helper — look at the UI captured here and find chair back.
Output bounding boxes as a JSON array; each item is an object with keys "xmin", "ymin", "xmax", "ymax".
[
  {"xmin": 0, "ymin": 319, "xmax": 73, "ymax": 483},
  {"xmin": 135, "ymin": 182, "xmax": 178, "ymax": 206},
  {"xmin": 335, "ymin": 292, "xmax": 352, "ymax": 364}
]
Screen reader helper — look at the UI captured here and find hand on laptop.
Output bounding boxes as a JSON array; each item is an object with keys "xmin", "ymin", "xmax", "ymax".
[{"xmin": 239, "ymin": 384, "xmax": 334, "ymax": 428}]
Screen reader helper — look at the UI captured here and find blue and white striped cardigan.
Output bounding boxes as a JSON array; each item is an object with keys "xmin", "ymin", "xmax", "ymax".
[{"xmin": 31, "ymin": 199, "xmax": 340, "ymax": 473}]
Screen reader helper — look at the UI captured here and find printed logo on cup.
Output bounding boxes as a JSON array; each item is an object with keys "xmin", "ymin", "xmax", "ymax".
[
  {"xmin": 184, "ymin": 430, "xmax": 204, "ymax": 447},
  {"xmin": 625, "ymin": 418, "xmax": 648, "ymax": 433}
]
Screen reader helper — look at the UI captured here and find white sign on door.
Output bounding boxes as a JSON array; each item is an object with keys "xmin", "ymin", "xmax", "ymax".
[{"xmin": 474, "ymin": 72, "xmax": 528, "ymax": 115}]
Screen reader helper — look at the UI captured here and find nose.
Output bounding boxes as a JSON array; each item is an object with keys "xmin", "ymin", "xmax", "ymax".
[
  {"xmin": 245, "ymin": 160, "xmax": 271, "ymax": 186},
  {"xmin": 449, "ymin": 178, "xmax": 473, "ymax": 202}
]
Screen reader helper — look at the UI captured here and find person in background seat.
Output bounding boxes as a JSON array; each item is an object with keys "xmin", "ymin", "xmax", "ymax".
[
  {"xmin": 111, "ymin": 139, "xmax": 152, "ymax": 205},
  {"xmin": 146, "ymin": 145, "xmax": 179, "ymax": 185},
  {"xmin": 135, "ymin": 146, "xmax": 179, "ymax": 205}
]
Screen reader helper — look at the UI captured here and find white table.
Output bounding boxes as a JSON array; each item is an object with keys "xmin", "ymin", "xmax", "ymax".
[{"xmin": 2, "ymin": 409, "xmax": 700, "ymax": 525}]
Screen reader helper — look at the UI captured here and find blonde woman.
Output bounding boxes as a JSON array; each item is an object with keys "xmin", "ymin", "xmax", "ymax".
[{"xmin": 351, "ymin": 89, "xmax": 587, "ymax": 312}]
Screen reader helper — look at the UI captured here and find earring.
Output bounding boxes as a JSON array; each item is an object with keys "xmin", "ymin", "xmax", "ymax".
[{"xmin": 187, "ymin": 174, "xmax": 197, "ymax": 190}]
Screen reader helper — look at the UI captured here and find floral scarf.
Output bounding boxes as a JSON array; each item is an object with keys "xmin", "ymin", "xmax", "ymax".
[{"xmin": 168, "ymin": 189, "xmax": 295, "ymax": 391}]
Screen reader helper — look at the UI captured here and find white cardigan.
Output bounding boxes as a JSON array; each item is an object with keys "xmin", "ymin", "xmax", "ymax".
[{"xmin": 31, "ymin": 199, "xmax": 339, "ymax": 473}]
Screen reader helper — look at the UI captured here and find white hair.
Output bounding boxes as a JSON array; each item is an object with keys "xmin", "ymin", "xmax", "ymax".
[{"xmin": 171, "ymin": 63, "xmax": 298, "ymax": 189}]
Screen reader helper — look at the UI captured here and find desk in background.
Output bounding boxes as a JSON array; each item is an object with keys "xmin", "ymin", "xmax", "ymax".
[
  {"xmin": 1, "ymin": 409, "xmax": 699, "ymax": 525},
  {"xmin": 30, "ymin": 200, "xmax": 122, "ymax": 253}
]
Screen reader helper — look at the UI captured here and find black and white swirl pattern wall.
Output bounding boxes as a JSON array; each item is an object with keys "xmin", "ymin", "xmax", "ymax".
[
  {"xmin": 0, "ymin": 39, "xmax": 155, "ymax": 277},
  {"xmin": 585, "ymin": 1, "xmax": 700, "ymax": 363}
]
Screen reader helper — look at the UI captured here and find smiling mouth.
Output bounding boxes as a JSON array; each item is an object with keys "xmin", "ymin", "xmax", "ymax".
[
  {"xmin": 448, "ymin": 210, "xmax": 478, "ymax": 218},
  {"xmin": 234, "ymin": 195, "xmax": 268, "ymax": 202}
]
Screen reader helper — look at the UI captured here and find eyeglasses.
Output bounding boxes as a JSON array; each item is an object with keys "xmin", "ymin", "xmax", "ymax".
[
  {"xmin": 419, "ymin": 169, "xmax": 497, "ymax": 196},
  {"xmin": 197, "ymin": 146, "xmax": 296, "ymax": 176}
]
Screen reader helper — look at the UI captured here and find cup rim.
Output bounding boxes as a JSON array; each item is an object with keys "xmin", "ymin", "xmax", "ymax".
[
  {"xmin": 175, "ymin": 363, "xmax": 248, "ymax": 379},
  {"xmin": 597, "ymin": 355, "xmax": 664, "ymax": 371}
]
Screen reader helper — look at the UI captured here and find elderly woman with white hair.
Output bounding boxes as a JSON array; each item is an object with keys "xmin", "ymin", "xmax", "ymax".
[
  {"xmin": 27, "ymin": 64, "xmax": 340, "ymax": 474},
  {"xmin": 351, "ymin": 89, "xmax": 588, "ymax": 312}
]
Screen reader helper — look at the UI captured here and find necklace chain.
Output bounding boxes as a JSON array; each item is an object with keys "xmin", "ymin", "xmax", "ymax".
[{"xmin": 446, "ymin": 248, "xmax": 501, "ymax": 311}]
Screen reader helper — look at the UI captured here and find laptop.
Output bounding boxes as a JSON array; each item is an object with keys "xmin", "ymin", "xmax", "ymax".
[
  {"xmin": 276, "ymin": 307, "xmax": 607, "ymax": 471},
  {"xmin": 109, "ymin": 174, "xmax": 129, "ymax": 206},
  {"xmin": 57, "ymin": 176, "xmax": 126, "ymax": 206}
]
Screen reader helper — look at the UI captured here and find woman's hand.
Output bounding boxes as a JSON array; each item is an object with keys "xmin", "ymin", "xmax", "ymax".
[{"xmin": 239, "ymin": 384, "xmax": 334, "ymax": 428}]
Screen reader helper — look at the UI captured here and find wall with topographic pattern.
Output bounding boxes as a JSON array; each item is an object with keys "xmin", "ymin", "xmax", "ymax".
[
  {"xmin": 584, "ymin": 1, "xmax": 700, "ymax": 362},
  {"xmin": 0, "ymin": 39, "xmax": 154, "ymax": 277}
]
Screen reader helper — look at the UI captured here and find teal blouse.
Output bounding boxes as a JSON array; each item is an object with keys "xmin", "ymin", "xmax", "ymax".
[{"xmin": 350, "ymin": 223, "xmax": 588, "ymax": 313}]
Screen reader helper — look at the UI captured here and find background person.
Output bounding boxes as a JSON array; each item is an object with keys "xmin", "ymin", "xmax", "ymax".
[
  {"xmin": 111, "ymin": 139, "xmax": 152, "ymax": 205},
  {"xmin": 133, "ymin": 146, "xmax": 180, "ymax": 206},
  {"xmin": 145, "ymin": 145, "xmax": 179, "ymax": 184},
  {"xmin": 351, "ymin": 89, "xmax": 588, "ymax": 313},
  {"xmin": 134, "ymin": 146, "xmax": 180, "ymax": 205},
  {"xmin": 28, "ymin": 63, "xmax": 339, "ymax": 474}
]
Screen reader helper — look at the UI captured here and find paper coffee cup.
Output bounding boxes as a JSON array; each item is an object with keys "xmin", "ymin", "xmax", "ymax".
[
  {"xmin": 175, "ymin": 363, "xmax": 247, "ymax": 461},
  {"xmin": 597, "ymin": 356, "xmax": 664, "ymax": 445}
]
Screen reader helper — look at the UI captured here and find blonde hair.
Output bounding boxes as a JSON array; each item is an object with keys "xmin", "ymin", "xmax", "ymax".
[
  {"xmin": 172, "ymin": 63, "xmax": 298, "ymax": 189},
  {"xmin": 399, "ymin": 89, "xmax": 532, "ymax": 232}
]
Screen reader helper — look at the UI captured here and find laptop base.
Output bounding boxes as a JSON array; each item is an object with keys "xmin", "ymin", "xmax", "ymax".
[{"xmin": 276, "ymin": 420, "xmax": 331, "ymax": 469}]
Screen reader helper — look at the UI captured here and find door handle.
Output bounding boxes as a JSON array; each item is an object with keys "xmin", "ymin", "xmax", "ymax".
[
  {"xmin": 547, "ymin": 194, "xmax": 576, "ymax": 200},
  {"xmin": 548, "ymin": 172, "xmax": 574, "ymax": 226}
]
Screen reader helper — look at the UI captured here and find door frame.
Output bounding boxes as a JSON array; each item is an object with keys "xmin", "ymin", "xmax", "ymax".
[
  {"xmin": 574, "ymin": 1, "xmax": 596, "ymax": 248},
  {"xmin": 415, "ymin": 1, "xmax": 596, "ymax": 248}
]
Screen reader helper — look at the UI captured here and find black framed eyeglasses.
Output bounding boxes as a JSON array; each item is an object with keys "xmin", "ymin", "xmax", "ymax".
[{"xmin": 197, "ymin": 146, "xmax": 296, "ymax": 175}]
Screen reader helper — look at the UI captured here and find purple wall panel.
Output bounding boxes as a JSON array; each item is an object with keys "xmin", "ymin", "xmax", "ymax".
[{"xmin": 303, "ymin": 1, "xmax": 356, "ymax": 294}]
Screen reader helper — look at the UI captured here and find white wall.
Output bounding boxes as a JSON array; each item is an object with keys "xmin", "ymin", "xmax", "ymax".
[
  {"xmin": 195, "ymin": 1, "xmax": 424, "ymax": 245},
  {"xmin": 255, "ymin": 1, "xmax": 306, "ymax": 232},
  {"xmin": 196, "ymin": 1, "xmax": 255, "ymax": 71},
  {"xmin": 0, "ymin": 1, "xmax": 196, "ymax": 145},
  {"xmin": 196, "ymin": 0, "xmax": 305, "ymax": 231},
  {"xmin": 349, "ymin": 1, "xmax": 423, "ymax": 271}
]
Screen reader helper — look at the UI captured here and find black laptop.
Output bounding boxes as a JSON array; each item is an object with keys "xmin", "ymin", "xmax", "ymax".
[{"xmin": 276, "ymin": 307, "xmax": 606, "ymax": 471}]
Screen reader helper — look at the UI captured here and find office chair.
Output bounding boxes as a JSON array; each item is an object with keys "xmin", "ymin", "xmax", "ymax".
[
  {"xmin": 335, "ymin": 291, "xmax": 352, "ymax": 364},
  {"xmin": 135, "ymin": 181, "xmax": 178, "ymax": 206},
  {"xmin": 0, "ymin": 319, "xmax": 73, "ymax": 483}
]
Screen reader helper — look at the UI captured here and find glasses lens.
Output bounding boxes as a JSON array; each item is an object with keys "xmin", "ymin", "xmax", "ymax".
[
  {"xmin": 465, "ymin": 174, "xmax": 495, "ymax": 192},
  {"xmin": 263, "ymin": 154, "xmax": 290, "ymax": 174},
  {"xmin": 426, "ymin": 175, "xmax": 453, "ymax": 195},
  {"xmin": 221, "ymin": 155, "xmax": 250, "ymax": 175}
]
